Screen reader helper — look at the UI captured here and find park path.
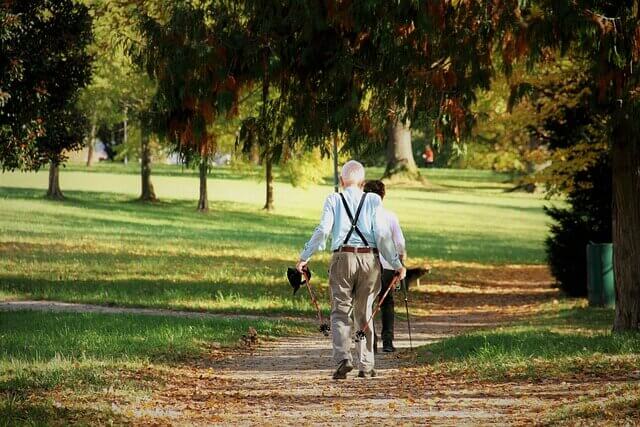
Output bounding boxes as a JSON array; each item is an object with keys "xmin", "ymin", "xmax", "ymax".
[
  {"xmin": 3, "ymin": 264, "xmax": 600, "ymax": 425},
  {"xmin": 0, "ymin": 300, "xmax": 267, "ymax": 321}
]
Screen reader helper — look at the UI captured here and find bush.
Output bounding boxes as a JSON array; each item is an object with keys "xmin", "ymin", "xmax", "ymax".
[{"xmin": 545, "ymin": 157, "xmax": 612, "ymax": 297}]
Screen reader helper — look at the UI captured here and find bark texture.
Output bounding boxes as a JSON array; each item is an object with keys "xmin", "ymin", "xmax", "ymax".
[
  {"xmin": 46, "ymin": 160, "xmax": 64, "ymax": 200},
  {"xmin": 86, "ymin": 121, "xmax": 96, "ymax": 167},
  {"xmin": 261, "ymin": 63, "xmax": 274, "ymax": 211},
  {"xmin": 197, "ymin": 159, "xmax": 209, "ymax": 211},
  {"xmin": 139, "ymin": 120, "xmax": 157, "ymax": 202},
  {"xmin": 383, "ymin": 116, "xmax": 419, "ymax": 179},
  {"xmin": 250, "ymin": 141, "xmax": 261, "ymax": 165},
  {"xmin": 264, "ymin": 155, "xmax": 274, "ymax": 211},
  {"xmin": 612, "ymin": 119, "xmax": 640, "ymax": 332}
]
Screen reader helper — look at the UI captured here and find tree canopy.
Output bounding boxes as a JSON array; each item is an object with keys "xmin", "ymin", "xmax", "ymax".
[{"xmin": 0, "ymin": 0, "xmax": 93, "ymax": 172}]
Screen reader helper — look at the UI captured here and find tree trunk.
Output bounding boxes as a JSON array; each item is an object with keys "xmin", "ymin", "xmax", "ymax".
[
  {"xmin": 86, "ymin": 114, "xmax": 97, "ymax": 167},
  {"xmin": 383, "ymin": 115, "xmax": 419, "ymax": 179},
  {"xmin": 197, "ymin": 158, "xmax": 209, "ymax": 211},
  {"xmin": 46, "ymin": 160, "xmax": 64, "ymax": 200},
  {"xmin": 264, "ymin": 154, "xmax": 274, "ymax": 211},
  {"xmin": 139, "ymin": 118, "xmax": 157, "ymax": 202},
  {"xmin": 124, "ymin": 109, "xmax": 130, "ymax": 165},
  {"xmin": 261, "ymin": 58, "xmax": 274, "ymax": 211},
  {"xmin": 250, "ymin": 141, "xmax": 261, "ymax": 165},
  {"xmin": 612, "ymin": 119, "xmax": 640, "ymax": 332}
]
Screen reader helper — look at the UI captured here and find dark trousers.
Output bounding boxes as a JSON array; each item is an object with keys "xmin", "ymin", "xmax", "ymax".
[{"xmin": 378, "ymin": 269, "xmax": 396, "ymax": 342}]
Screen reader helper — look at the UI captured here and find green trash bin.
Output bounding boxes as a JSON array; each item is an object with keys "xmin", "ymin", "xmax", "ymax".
[{"xmin": 586, "ymin": 243, "xmax": 615, "ymax": 308}]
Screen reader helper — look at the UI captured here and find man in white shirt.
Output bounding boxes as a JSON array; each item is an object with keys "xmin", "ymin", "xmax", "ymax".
[
  {"xmin": 364, "ymin": 180, "xmax": 406, "ymax": 353},
  {"xmin": 296, "ymin": 160, "xmax": 406, "ymax": 379}
]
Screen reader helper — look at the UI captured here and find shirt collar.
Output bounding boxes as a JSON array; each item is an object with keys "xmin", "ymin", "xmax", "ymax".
[{"xmin": 344, "ymin": 185, "xmax": 362, "ymax": 194}]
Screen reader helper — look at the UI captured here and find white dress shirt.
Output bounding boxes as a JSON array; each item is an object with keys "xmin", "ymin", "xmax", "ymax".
[
  {"xmin": 299, "ymin": 186, "xmax": 402, "ymax": 270},
  {"xmin": 379, "ymin": 209, "xmax": 406, "ymax": 270}
]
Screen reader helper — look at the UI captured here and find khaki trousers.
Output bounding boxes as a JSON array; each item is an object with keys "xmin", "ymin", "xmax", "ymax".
[{"xmin": 329, "ymin": 251, "xmax": 381, "ymax": 371}]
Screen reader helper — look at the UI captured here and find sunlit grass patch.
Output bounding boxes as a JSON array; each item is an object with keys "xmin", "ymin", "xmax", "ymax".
[{"xmin": 417, "ymin": 302, "xmax": 640, "ymax": 382}]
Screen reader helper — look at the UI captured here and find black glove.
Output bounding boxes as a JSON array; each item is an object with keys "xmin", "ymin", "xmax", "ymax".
[{"xmin": 287, "ymin": 267, "xmax": 311, "ymax": 295}]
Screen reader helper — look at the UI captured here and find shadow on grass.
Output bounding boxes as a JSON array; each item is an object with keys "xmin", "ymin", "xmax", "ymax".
[{"xmin": 0, "ymin": 393, "xmax": 130, "ymax": 427}]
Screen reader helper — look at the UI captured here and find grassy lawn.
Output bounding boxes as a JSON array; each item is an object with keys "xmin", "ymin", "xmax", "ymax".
[
  {"xmin": 418, "ymin": 301, "xmax": 640, "ymax": 382},
  {"xmin": 0, "ymin": 310, "xmax": 306, "ymax": 425},
  {"xmin": 0, "ymin": 164, "xmax": 551, "ymax": 315},
  {"xmin": 417, "ymin": 301, "xmax": 640, "ymax": 423}
]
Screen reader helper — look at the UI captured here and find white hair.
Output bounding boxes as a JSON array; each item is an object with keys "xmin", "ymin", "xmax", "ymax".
[{"xmin": 341, "ymin": 160, "xmax": 365, "ymax": 185}]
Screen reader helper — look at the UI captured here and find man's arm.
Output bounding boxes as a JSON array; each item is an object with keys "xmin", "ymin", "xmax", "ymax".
[
  {"xmin": 372, "ymin": 202, "xmax": 405, "ymax": 278},
  {"xmin": 390, "ymin": 213, "xmax": 407, "ymax": 262},
  {"xmin": 297, "ymin": 195, "xmax": 335, "ymax": 271}
]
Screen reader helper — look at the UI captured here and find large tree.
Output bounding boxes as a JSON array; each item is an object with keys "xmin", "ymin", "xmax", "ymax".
[
  {"xmin": 82, "ymin": 0, "xmax": 161, "ymax": 201},
  {"xmin": 0, "ymin": 0, "xmax": 93, "ymax": 199},
  {"xmin": 133, "ymin": 1, "xmax": 248, "ymax": 211},
  {"xmin": 501, "ymin": 0, "xmax": 640, "ymax": 331}
]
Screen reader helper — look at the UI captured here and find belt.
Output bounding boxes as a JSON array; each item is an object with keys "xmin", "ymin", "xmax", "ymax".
[{"xmin": 334, "ymin": 246, "xmax": 379, "ymax": 254}]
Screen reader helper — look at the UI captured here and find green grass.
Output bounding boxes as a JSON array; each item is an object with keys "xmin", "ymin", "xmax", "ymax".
[
  {"xmin": 417, "ymin": 302, "xmax": 640, "ymax": 382},
  {"xmin": 0, "ymin": 164, "xmax": 552, "ymax": 316},
  {"xmin": 1, "ymin": 309, "xmax": 304, "ymax": 390},
  {"xmin": 0, "ymin": 309, "xmax": 306, "ymax": 425}
]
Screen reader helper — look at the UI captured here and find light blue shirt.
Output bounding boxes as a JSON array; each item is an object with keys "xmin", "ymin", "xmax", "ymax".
[{"xmin": 299, "ymin": 186, "xmax": 402, "ymax": 269}]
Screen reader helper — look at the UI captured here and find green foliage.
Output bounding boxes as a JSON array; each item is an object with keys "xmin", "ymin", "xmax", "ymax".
[
  {"xmin": 132, "ymin": 1, "xmax": 247, "ymax": 158},
  {"xmin": 0, "ymin": 0, "xmax": 93, "ymax": 170},
  {"xmin": 545, "ymin": 156, "xmax": 612, "ymax": 297},
  {"xmin": 505, "ymin": 64, "xmax": 613, "ymax": 296},
  {"xmin": 281, "ymin": 149, "xmax": 332, "ymax": 189}
]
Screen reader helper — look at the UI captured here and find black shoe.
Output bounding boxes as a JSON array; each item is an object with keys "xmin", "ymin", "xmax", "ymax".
[
  {"xmin": 357, "ymin": 369, "xmax": 377, "ymax": 378},
  {"xmin": 332, "ymin": 359, "xmax": 353, "ymax": 380},
  {"xmin": 382, "ymin": 340, "xmax": 396, "ymax": 353}
]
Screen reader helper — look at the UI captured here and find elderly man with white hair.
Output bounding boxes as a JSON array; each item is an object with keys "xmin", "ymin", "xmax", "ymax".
[{"xmin": 296, "ymin": 160, "xmax": 406, "ymax": 379}]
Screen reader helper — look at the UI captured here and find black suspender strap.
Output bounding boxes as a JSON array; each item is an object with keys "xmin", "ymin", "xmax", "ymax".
[{"xmin": 339, "ymin": 193, "xmax": 369, "ymax": 247}]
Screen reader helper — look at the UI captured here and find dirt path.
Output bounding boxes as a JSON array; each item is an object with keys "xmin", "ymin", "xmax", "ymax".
[
  {"xmin": 0, "ymin": 300, "xmax": 267, "ymax": 321},
  {"xmin": 124, "ymin": 264, "xmax": 577, "ymax": 425}
]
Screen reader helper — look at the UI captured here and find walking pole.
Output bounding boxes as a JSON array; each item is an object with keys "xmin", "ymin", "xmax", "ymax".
[
  {"xmin": 332, "ymin": 134, "xmax": 339, "ymax": 193},
  {"xmin": 355, "ymin": 272, "xmax": 402, "ymax": 341},
  {"xmin": 401, "ymin": 277, "xmax": 413, "ymax": 350},
  {"xmin": 301, "ymin": 267, "xmax": 330, "ymax": 336}
]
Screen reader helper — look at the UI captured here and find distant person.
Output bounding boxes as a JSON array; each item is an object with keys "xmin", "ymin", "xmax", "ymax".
[
  {"xmin": 364, "ymin": 180, "xmax": 406, "ymax": 353},
  {"xmin": 296, "ymin": 160, "xmax": 405, "ymax": 379},
  {"xmin": 422, "ymin": 145, "xmax": 435, "ymax": 168}
]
